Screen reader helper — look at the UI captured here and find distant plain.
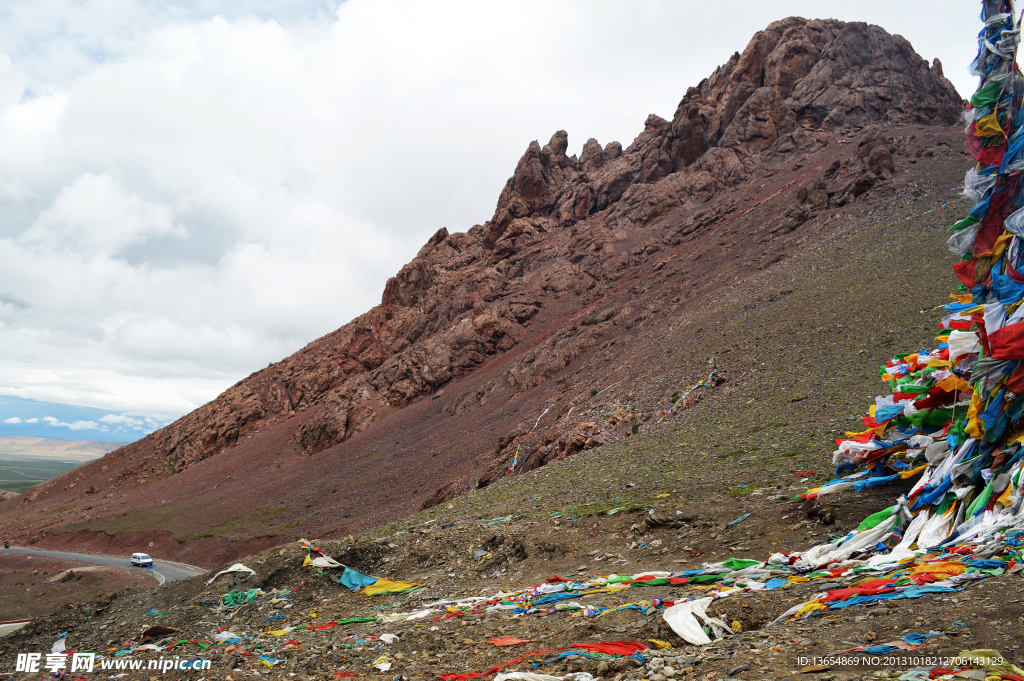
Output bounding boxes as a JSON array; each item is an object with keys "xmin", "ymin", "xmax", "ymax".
[{"xmin": 0, "ymin": 436, "xmax": 118, "ymax": 494}]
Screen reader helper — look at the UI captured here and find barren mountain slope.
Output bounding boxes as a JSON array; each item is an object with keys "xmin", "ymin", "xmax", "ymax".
[{"xmin": 0, "ymin": 17, "xmax": 965, "ymax": 564}]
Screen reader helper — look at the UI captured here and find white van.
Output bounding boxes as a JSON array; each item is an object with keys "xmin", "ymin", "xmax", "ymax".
[{"xmin": 130, "ymin": 553, "xmax": 153, "ymax": 568}]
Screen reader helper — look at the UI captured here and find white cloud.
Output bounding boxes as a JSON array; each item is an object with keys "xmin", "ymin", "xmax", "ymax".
[
  {"xmin": 99, "ymin": 413, "xmax": 145, "ymax": 429},
  {"xmin": 0, "ymin": 0, "xmax": 980, "ymax": 423},
  {"xmin": 41, "ymin": 415, "xmax": 100, "ymax": 430},
  {"xmin": 20, "ymin": 173, "xmax": 184, "ymax": 257},
  {"xmin": 3, "ymin": 416, "xmax": 20, "ymax": 423}
]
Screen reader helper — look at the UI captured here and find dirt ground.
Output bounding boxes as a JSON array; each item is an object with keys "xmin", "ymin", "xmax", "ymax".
[
  {"xmin": 0, "ymin": 553, "xmax": 156, "ymax": 621},
  {"xmin": 0, "ymin": 491, "xmax": 1020, "ymax": 680}
]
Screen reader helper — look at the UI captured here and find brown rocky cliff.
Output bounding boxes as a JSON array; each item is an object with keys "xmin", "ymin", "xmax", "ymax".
[{"xmin": 3, "ymin": 17, "xmax": 964, "ymax": 548}]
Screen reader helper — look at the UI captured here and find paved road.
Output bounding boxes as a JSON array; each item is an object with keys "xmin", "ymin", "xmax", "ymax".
[{"xmin": 3, "ymin": 547, "xmax": 206, "ymax": 584}]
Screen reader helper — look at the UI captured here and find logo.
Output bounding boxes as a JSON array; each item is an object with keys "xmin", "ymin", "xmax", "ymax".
[
  {"xmin": 14, "ymin": 652, "xmax": 210, "ymax": 673},
  {"xmin": 16, "ymin": 652, "xmax": 94, "ymax": 673}
]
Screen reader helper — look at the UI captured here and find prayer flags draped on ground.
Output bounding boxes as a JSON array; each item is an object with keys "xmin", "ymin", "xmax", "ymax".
[{"xmin": 296, "ymin": 539, "xmax": 423, "ymax": 597}]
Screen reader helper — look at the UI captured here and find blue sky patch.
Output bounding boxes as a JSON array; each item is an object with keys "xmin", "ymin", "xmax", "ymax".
[{"xmin": 0, "ymin": 395, "xmax": 165, "ymax": 442}]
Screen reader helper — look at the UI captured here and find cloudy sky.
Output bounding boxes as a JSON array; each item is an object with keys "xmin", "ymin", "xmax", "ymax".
[{"xmin": 0, "ymin": 0, "xmax": 978, "ymax": 442}]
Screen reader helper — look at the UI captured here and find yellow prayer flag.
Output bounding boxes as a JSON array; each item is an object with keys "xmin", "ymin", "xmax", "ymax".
[
  {"xmin": 795, "ymin": 600, "xmax": 828, "ymax": 618},
  {"xmin": 899, "ymin": 464, "xmax": 928, "ymax": 479},
  {"xmin": 966, "ymin": 392, "xmax": 985, "ymax": 438},
  {"xmin": 363, "ymin": 577, "xmax": 422, "ymax": 597},
  {"xmin": 975, "ymin": 110, "xmax": 1005, "ymax": 138}
]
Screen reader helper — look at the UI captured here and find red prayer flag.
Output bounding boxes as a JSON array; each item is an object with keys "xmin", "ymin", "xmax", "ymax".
[
  {"xmin": 571, "ymin": 640, "xmax": 649, "ymax": 656},
  {"xmin": 440, "ymin": 649, "xmax": 560, "ymax": 681},
  {"xmin": 988, "ymin": 323, "xmax": 1024, "ymax": 359},
  {"xmin": 489, "ymin": 636, "xmax": 533, "ymax": 647},
  {"xmin": 953, "ymin": 258, "xmax": 980, "ymax": 288}
]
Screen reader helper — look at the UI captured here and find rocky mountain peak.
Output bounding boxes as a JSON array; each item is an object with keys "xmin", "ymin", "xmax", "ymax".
[{"xmin": 491, "ymin": 17, "xmax": 960, "ymax": 230}]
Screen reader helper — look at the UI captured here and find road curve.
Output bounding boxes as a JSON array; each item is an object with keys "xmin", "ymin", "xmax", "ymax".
[{"xmin": 3, "ymin": 547, "xmax": 206, "ymax": 583}]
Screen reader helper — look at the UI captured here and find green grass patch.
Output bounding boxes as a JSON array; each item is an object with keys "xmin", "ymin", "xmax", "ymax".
[
  {"xmin": 176, "ymin": 506, "xmax": 290, "ymax": 540},
  {"xmin": 59, "ymin": 501, "xmax": 193, "ymax": 536}
]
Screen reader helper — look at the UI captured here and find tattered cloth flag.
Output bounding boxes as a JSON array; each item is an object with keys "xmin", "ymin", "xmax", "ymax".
[
  {"xmin": 337, "ymin": 567, "xmax": 378, "ymax": 591},
  {"xmin": 298, "ymin": 540, "xmax": 423, "ymax": 597},
  {"xmin": 303, "ymin": 554, "xmax": 344, "ymax": 569},
  {"xmin": 205, "ymin": 563, "xmax": 255, "ymax": 586}
]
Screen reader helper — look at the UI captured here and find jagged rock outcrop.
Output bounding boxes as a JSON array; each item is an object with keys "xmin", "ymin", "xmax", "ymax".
[{"xmin": 8, "ymin": 17, "xmax": 964, "ymax": 527}]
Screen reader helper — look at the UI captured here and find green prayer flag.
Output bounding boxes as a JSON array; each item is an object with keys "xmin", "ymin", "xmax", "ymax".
[
  {"xmin": 689, "ymin": 573, "xmax": 724, "ymax": 584},
  {"xmin": 971, "ymin": 81, "xmax": 1002, "ymax": 109},
  {"xmin": 858, "ymin": 505, "xmax": 896, "ymax": 531},
  {"xmin": 904, "ymin": 407, "xmax": 953, "ymax": 427},
  {"xmin": 336, "ymin": 617, "xmax": 379, "ymax": 625},
  {"xmin": 950, "ymin": 215, "xmax": 980, "ymax": 232},
  {"xmin": 222, "ymin": 588, "xmax": 262, "ymax": 606},
  {"xmin": 722, "ymin": 557, "xmax": 761, "ymax": 571},
  {"xmin": 966, "ymin": 479, "xmax": 994, "ymax": 516}
]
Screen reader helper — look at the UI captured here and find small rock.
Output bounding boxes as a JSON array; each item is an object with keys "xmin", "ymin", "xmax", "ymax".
[{"xmin": 727, "ymin": 664, "xmax": 751, "ymax": 676}]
